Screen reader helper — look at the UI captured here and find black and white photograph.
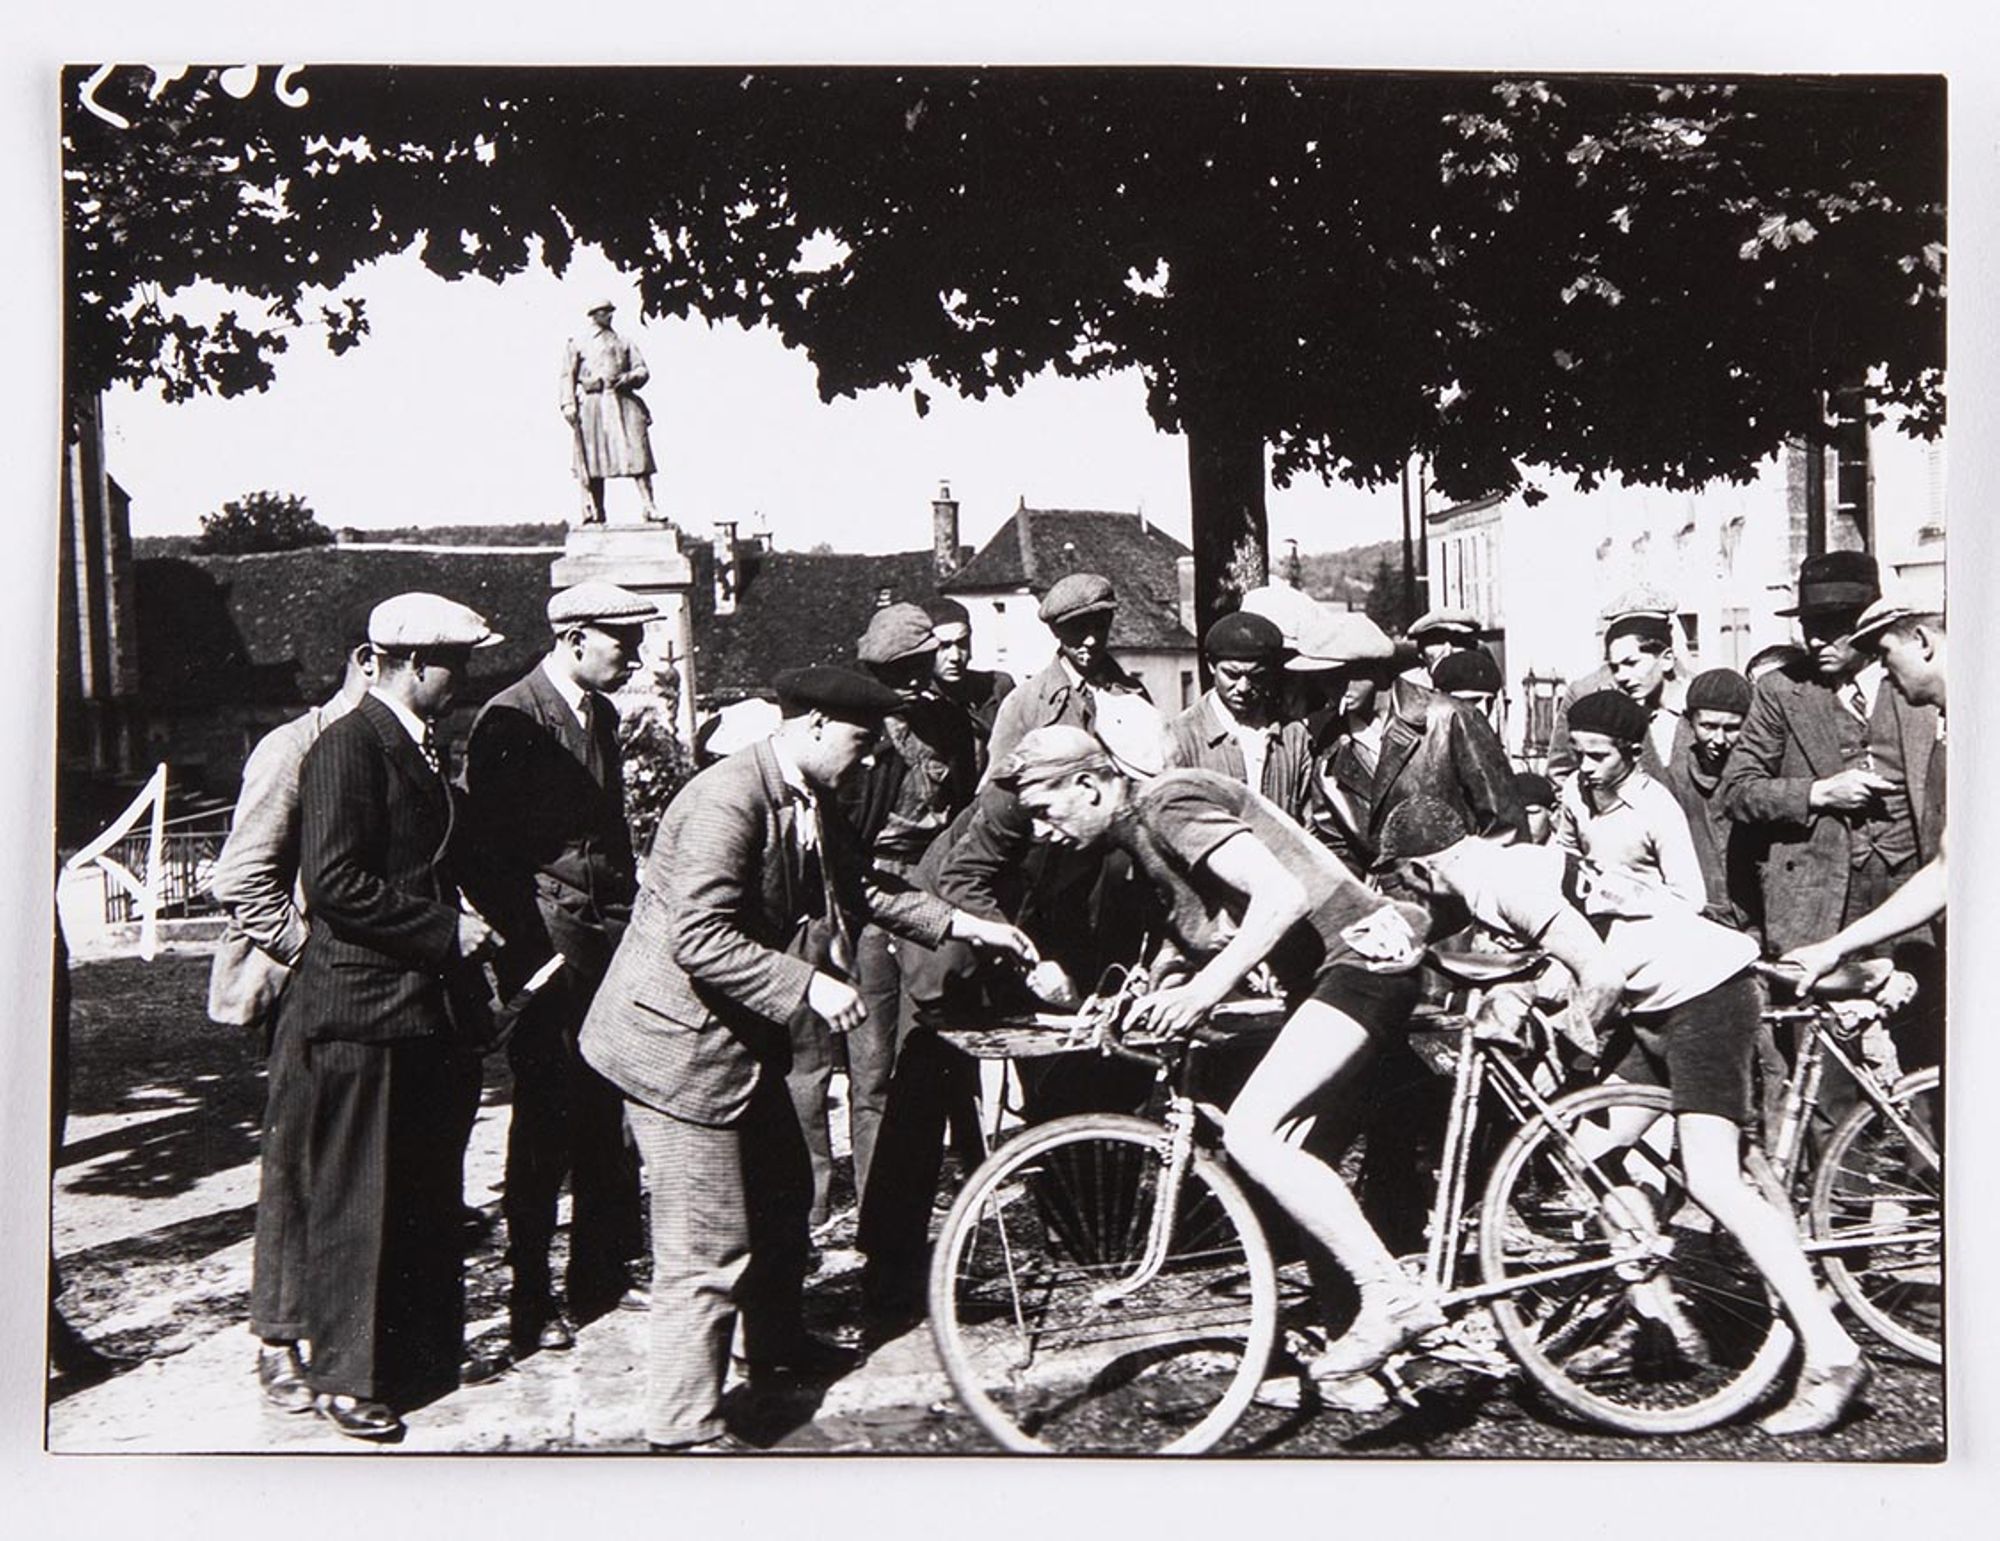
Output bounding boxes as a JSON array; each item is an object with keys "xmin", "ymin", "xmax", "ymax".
[{"xmin": 10, "ymin": 6, "xmax": 1996, "ymax": 1526}]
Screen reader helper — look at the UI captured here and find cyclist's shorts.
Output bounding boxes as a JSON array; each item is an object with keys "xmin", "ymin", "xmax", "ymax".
[
  {"xmin": 1604, "ymin": 969, "xmax": 1761, "ymax": 1124},
  {"xmin": 1305, "ymin": 962, "xmax": 1425, "ymax": 1044}
]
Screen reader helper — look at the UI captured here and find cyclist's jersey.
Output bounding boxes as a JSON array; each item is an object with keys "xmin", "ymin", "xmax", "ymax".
[
  {"xmin": 1119, "ymin": 768, "xmax": 1426, "ymax": 985},
  {"xmin": 1429, "ymin": 837, "xmax": 1756, "ymax": 1013}
]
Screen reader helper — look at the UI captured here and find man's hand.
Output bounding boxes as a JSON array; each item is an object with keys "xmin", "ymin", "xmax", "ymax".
[
  {"xmin": 1809, "ymin": 768, "xmax": 1895, "ymax": 813},
  {"xmin": 949, "ymin": 911, "xmax": 1040, "ymax": 965},
  {"xmin": 456, "ymin": 908, "xmax": 497, "ymax": 960},
  {"xmin": 807, "ymin": 971, "xmax": 865, "ymax": 1033},
  {"xmin": 561, "ymin": 405, "xmax": 579, "ymax": 425},
  {"xmin": 1126, "ymin": 979, "xmax": 1223, "ymax": 1038},
  {"xmin": 1778, "ymin": 940, "xmax": 1846, "ymax": 991}
]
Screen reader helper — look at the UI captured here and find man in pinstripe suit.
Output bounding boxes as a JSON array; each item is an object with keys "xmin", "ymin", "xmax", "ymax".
[
  {"xmin": 287, "ymin": 593, "xmax": 505, "ymax": 1441},
  {"xmin": 580, "ymin": 665, "xmax": 1035, "ymax": 1452}
]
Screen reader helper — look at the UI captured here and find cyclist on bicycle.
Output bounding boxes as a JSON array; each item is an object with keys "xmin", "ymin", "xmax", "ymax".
[
  {"xmin": 989, "ymin": 725, "xmax": 1442, "ymax": 1408},
  {"xmin": 1385, "ymin": 711, "xmax": 1873, "ymax": 1433}
]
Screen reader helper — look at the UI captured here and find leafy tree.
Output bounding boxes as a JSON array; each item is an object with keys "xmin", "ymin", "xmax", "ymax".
[
  {"xmin": 192, "ymin": 490, "xmax": 334, "ymax": 554},
  {"xmin": 64, "ymin": 67, "xmax": 1944, "ymax": 634}
]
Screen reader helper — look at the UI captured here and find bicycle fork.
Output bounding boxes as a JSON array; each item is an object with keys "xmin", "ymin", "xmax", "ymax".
[{"xmin": 1091, "ymin": 1097, "xmax": 1198, "ymax": 1307}]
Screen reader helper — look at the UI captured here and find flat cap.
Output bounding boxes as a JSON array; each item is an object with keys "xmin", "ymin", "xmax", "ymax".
[
  {"xmin": 1239, "ymin": 584, "xmax": 1322, "ymax": 652},
  {"xmin": 991, "ymin": 725, "xmax": 1116, "ymax": 793},
  {"xmin": 857, "ymin": 602, "xmax": 940, "ymax": 666},
  {"xmin": 1286, "ymin": 609, "xmax": 1396, "ymax": 671},
  {"xmin": 1204, "ymin": 610, "xmax": 1285, "ymax": 662},
  {"xmin": 1777, "ymin": 550, "xmax": 1880, "ymax": 617},
  {"xmin": 1685, "ymin": 668, "xmax": 1753, "ymax": 717},
  {"xmin": 1430, "ymin": 647, "xmax": 1503, "ymax": 696},
  {"xmin": 1601, "ymin": 585, "xmax": 1678, "ymax": 625},
  {"xmin": 1567, "ymin": 688, "xmax": 1650, "ymax": 745},
  {"xmin": 1038, "ymin": 572, "xmax": 1117, "ymax": 625},
  {"xmin": 1841, "ymin": 596, "xmax": 1922, "ymax": 652},
  {"xmin": 1408, "ymin": 606, "xmax": 1481, "ymax": 640},
  {"xmin": 773, "ymin": 664, "xmax": 904, "ymax": 722},
  {"xmin": 548, "ymin": 580, "xmax": 658, "ymax": 629},
  {"xmin": 369, "ymin": 592, "xmax": 502, "ymax": 651}
]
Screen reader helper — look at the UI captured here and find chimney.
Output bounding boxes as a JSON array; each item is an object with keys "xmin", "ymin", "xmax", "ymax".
[
  {"xmin": 713, "ymin": 520, "xmax": 739, "ymax": 617},
  {"xmin": 1176, "ymin": 555, "xmax": 1197, "ymax": 636},
  {"xmin": 932, "ymin": 481, "xmax": 961, "ymax": 577}
]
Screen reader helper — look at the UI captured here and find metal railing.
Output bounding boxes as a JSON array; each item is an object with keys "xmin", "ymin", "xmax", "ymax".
[{"xmin": 97, "ymin": 809, "xmax": 233, "ymax": 924}]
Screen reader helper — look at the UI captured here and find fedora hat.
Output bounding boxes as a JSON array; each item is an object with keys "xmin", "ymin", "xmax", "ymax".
[{"xmin": 1775, "ymin": 551, "xmax": 1880, "ymax": 618}]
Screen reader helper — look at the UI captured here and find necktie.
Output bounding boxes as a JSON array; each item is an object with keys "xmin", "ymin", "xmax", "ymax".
[
  {"xmin": 1840, "ymin": 681, "xmax": 1869, "ymax": 726},
  {"xmin": 580, "ymin": 693, "xmax": 606, "ymax": 783},
  {"xmin": 420, "ymin": 723, "xmax": 442, "ymax": 776}
]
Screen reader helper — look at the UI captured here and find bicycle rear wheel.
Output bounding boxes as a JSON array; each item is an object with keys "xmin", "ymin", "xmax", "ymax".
[
  {"xmin": 1809, "ymin": 1066, "xmax": 1942, "ymax": 1364},
  {"xmin": 1479, "ymin": 1082, "xmax": 1794, "ymax": 1435},
  {"xmin": 928, "ymin": 1112, "xmax": 1278, "ymax": 1454}
]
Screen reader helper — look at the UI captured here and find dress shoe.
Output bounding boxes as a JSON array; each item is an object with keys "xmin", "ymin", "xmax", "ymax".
[
  {"xmin": 647, "ymin": 1430, "xmax": 755, "ymax": 1454},
  {"xmin": 616, "ymin": 1284, "xmax": 652, "ymax": 1313},
  {"xmin": 1758, "ymin": 1357, "xmax": 1873, "ymax": 1436},
  {"xmin": 512, "ymin": 1310, "xmax": 576, "ymax": 1353},
  {"xmin": 313, "ymin": 1393, "xmax": 404, "ymax": 1441},
  {"xmin": 256, "ymin": 1342, "xmax": 315, "ymax": 1414},
  {"xmin": 460, "ymin": 1351, "xmax": 513, "ymax": 1387},
  {"xmin": 733, "ymin": 1334, "xmax": 864, "ymax": 1382}
]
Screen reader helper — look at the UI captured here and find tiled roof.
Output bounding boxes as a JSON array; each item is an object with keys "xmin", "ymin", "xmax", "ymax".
[
  {"xmin": 683, "ymin": 542, "xmax": 943, "ymax": 704},
  {"xmin": 133, "ymin": 547, "xmax": 555, "ymax": 710},
  {"xmin": 944, "ymin": 506, "xmax": 1196, "ymax": 652}
]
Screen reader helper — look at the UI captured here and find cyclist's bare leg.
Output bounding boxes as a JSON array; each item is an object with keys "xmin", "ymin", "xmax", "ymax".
[
  {"xmin": 1675, "ymin": 1112, "xmax": 1862, "ymax": 1373},
  {"xmin": 1223, "ymin": 1001, "xmax": 1440, "ymax": 1376}
]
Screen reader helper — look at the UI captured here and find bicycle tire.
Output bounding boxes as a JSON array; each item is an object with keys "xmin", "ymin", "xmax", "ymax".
[
  {"xmin": 1809, "ymin": 1066, "xmax": 1942, "ymax": 1364},
  {"xmin": 1478, "ymin": 1082, "xmax": 1795, "ymax": 1435},
  {"xmin": 927, "ymin": 1112, "xmax": 1279, "ymax": 1455}
]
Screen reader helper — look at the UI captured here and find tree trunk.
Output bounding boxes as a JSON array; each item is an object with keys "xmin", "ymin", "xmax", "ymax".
[{"xmin": 1184, "ymin": 413, "xmax": 1268, "ymax": 647}]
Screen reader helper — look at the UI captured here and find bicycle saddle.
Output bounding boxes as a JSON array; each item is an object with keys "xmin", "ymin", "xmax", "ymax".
[
  {"xmin": 1754, "ymin": 956, "xmax": 1893, "ymax": 1002},
  {"xmin": 1425, "ymin": 945, "xmax": 1547, "ymax": 987}
]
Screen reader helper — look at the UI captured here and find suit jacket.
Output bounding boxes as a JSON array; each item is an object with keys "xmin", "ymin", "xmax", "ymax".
[
  {"xmin": 463, "ymin": 661, "xmax": 637, "ymax": 990},
  {"xmin": 1314, "ymin": 678, "xmax": 1528, "ymax": 875},
  {"xmin": 580, "ymin": 740, "xmax": 955, "ymax": 1126},
  {"xmin": 983, "ymin": 656, "xmax": 1150, "ymax": 780},
  {"xmin": 206, "ymin": 692, "xmax": 355, "ymax": 1028},
  {"xmin": 283, "ymin": 693, "xmax": 491, "ymax": 1046},
  {"xmin": 1717, "ymin": 664, "xmax": 1939, "ymax": 952},
  {"xmin": 1164, "ymin": 692, "xmax": 1316, "ymax": 826}
]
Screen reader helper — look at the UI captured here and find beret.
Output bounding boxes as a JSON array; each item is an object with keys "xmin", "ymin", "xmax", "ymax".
[
  {"xmin": 991, "ymin": 725, "xmax": 1115, "ymax": 792},
  {"xmin": 1038, "ymin": 572, "xmax": 1117, "ymax": 624},
  {"xmin": 1777, "ymin": 550, "xmax": 1880, "ymax": 617},
  {"xmin": 924, "ymin": 596, "xmax": 971, "ymax": 629},
  {"xmin": 1376, "ymin": 795, "xmax": 1472, "ymax": 864},
  {"xmin": 1684, "ymin": 668, "xmax": 1753, "ymax": 717},
  {"xmin": 1408, "ymin": 606, "xmax": 1480, "ymax": 639},
  {"xmin": 774, "ymin": 664, "xmax": 904, "ymax": 721},
  {"xmin": 1239, "ymin": 584, "xmax": 1322, "ymax": 652},
  {"xmin": 1510, "ymin": 771, "xmax": 1557, "ymax": 809},
  {"xmin": 1204, "ymin": 610, "xmax": 1285, "ymax": 662},
  {"xmin": 1430, "ymin": 647, "xmax": 1502, "ymax": 695},
  {"xmin": 857, "ymin": 602, "xmax": 940, "ymax": 665},
  {"xmin": 1286, "ymin": 609, "xmax": 1396, "ymax": 671},
  {"xmin": 1604, "ymin": 613, "xmax": 1674, "ymax": 651},
  {"xmin": 1567, "ymin": 689, "xmax": 1650, "ymax": 745},
  {"xmin": 548, "ymin": 580, "xmax": 659, "ymax": 629},
  {"xmin": 369, "ymin": 592, "xmax": 503, "ymax": 650}
]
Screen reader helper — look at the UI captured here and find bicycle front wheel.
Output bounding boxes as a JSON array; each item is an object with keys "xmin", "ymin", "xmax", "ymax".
[
  {"xmin": 928, "ymin": 1112, "xmax": 1279, "ymax": 1455},
  {"xmin": 1479, "ymin": 1082, "xmax": 1794, "ymax": 1435},
  {"xmin": 1809, "ymin": 1066, "xmax": 1942, "ymax": 1364}
]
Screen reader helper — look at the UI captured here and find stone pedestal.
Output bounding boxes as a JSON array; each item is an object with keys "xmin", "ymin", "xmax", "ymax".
[{"xmin": 551, "ymin": 524, "xmax": 698, "ymax": 747}]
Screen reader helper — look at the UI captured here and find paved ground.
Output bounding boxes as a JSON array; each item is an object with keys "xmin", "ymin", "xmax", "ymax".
[{"xmin": 47, "ymin": 953, "xmax": 1945, "ymax": 1460}]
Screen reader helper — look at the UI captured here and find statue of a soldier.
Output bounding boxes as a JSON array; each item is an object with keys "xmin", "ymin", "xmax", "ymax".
[{"xmin": 560, "ymin": 299, "xmax": 664, "ymax": 526}]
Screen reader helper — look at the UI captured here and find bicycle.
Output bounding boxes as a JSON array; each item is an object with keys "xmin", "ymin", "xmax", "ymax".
[
  {"xmin": 1745, "ymin": 958, "xmax": 1942, "ymax": 1365},
  {"xmin": 927, "ymin": 952, "xmax": 1795, "ymax": 1454}
]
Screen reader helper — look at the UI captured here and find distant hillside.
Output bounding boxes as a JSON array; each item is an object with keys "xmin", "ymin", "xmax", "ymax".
[
  {"xmin": 136, "ymin": 521, "xmax": 570, "ymax": 559},
  {"xmin": 1292, "ymin": 538, "xmax": 1401, "ymax": 610}
]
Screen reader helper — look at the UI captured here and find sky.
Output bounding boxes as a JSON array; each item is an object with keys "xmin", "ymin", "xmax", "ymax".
[{"xmin": 102, "ymin": 244, "xmax": 1410, "ymax": 558}]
